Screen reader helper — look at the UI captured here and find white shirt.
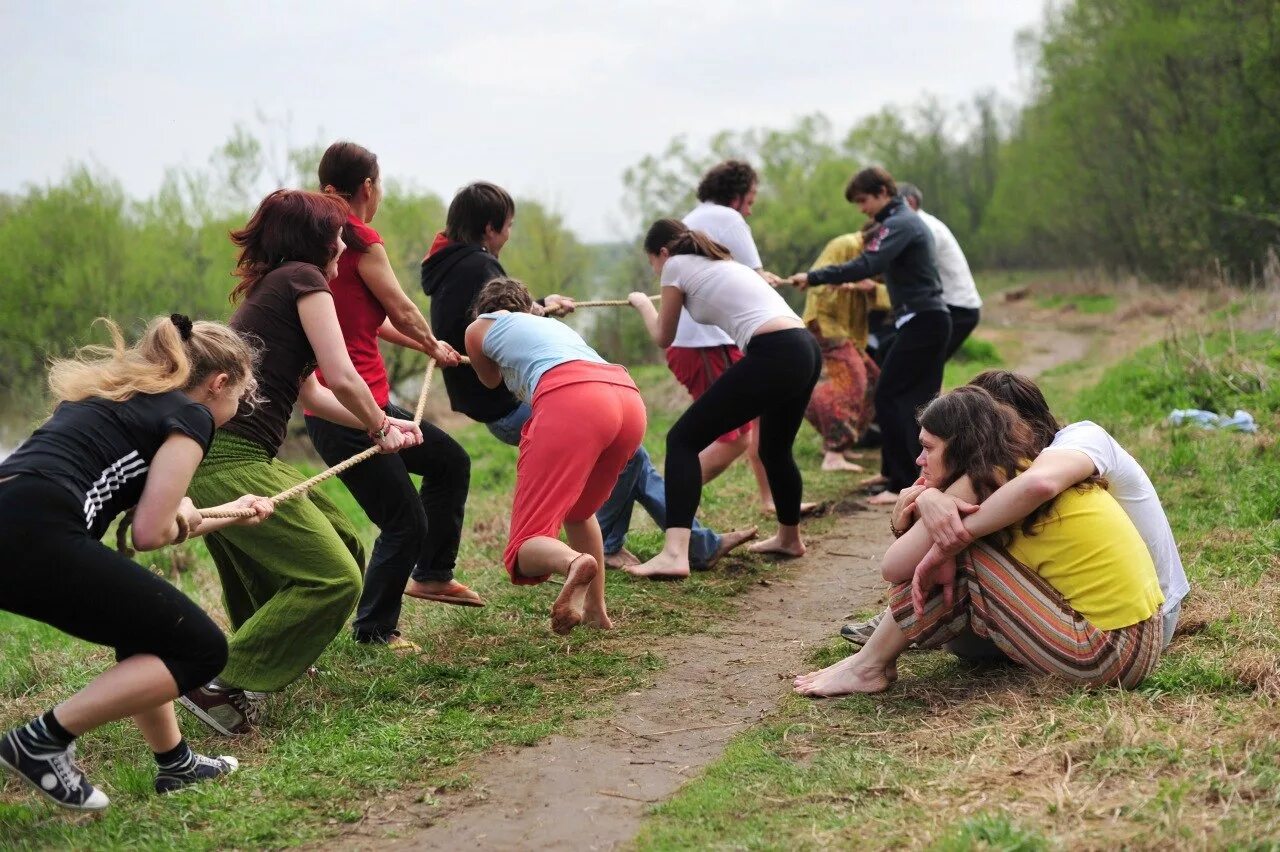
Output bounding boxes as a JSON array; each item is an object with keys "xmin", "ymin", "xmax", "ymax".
[
  {"xmin": 1046, "ymin": 421, "xmax": 1189, "ymax": 613},
  {"xmin": 672, "ymin": 202, "xmax": 764, "ymax": 348},
  {"xmin": 661, "ymin": 254, "xmax": 799, "ymax": 352},
  {"xmin": 918, "ymin": 210, "xmax": 982, "ymax": 310}
]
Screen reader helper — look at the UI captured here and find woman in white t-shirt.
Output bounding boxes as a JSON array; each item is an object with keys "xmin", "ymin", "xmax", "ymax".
[{"xmin": 626, "ymin": 219, "xmax": 821, "ymax": 579}]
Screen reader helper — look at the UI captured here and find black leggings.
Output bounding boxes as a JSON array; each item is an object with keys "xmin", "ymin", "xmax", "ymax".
[
  {"xmin": 305, "ymin": 402, "xmax": 471, "ymax": 643},
  {"xmin": 665, "ymin": 328, "xmax": 821, "ymax": 528},
  {"xmin": 875, "ymin": 310, "xmax": 952, "ymax": 492},
  {"xmin": 0, "ymin": 475, "xmax": 228, "ymax": 694}
]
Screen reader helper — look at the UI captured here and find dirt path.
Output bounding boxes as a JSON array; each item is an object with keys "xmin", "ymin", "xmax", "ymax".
[
  {"xmin": 328, "ymin": 304, "xmax": 1101, "ymax": 851},
  {"xmin": 336, "ymin": 505, "xmax": 888, "ymax": 851}
]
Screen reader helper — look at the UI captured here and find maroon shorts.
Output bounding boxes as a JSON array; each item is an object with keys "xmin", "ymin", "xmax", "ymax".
[{"xmin": 665, "ymin": 345, "xmax": 753, "ymax": 444}]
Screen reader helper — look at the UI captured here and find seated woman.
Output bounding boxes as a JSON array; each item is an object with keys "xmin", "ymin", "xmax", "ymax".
[
  {"xmin": 464, "ymin": 277, "xmax": 647, "ymax": 634},
  {"xmin": 797, "ymin": 386, "xmax": 1164, "ymax": 697}
]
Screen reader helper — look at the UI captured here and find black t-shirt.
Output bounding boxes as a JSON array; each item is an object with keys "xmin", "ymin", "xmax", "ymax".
[
  {"xmin": 0, "ymin": 391, "xmax": 214, "ymax": 538},
  {"xmin": 222, "ymin": 261, "xmax": 331, "ymax": 455}
]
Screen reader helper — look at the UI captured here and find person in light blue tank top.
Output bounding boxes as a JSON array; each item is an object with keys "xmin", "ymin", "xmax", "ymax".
[{"xmin": 476, "ymin": 310, "xmax": 607, "ymax": 402}]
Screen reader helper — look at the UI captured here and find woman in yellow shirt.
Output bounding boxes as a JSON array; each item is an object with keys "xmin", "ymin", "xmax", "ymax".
[
  {"xmin": 795, "ymin": 386, "xmax": 1164, "ymax": 697},
  {"xmin": 801, "ymin": 227, "xmax": 892, "ymax": 472}
]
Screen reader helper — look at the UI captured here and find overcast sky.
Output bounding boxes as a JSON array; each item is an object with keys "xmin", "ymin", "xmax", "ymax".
[{"xmin": 3, "ymin": 1, "xmax": 1046, "ymax": 242}]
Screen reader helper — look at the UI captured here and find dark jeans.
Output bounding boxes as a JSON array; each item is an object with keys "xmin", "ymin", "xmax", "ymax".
[
  {"xmin": 875, "ymin": 311, "xmax": 951, "ymax": 492},
  {"xmin": 305, "ymin": 403, "xmax": 470, "ymax": 643},
  {"xmin": 666, "ymin": 328, "xmax": 821, "ymax": 528},
  {"xmin": 0, "ymin": 476, "xmax": 228, "ymax": 693},
  {"xmin": 944, "ymin": 305, "xmax": 981, "ymax": 361}
]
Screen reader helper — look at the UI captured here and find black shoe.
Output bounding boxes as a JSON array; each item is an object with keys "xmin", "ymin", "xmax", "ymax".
[
  {"xmin": 155, "ymin": 752, "xmax": 239, "ymax": 795},
  {"xmin": 0, "ymin": 727, "xmax": 110, "ymax": 811}
]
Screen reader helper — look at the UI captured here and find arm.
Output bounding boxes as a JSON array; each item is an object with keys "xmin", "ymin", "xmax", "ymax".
[
  {"xmin": 297, "ymin": 291, "xmax": 405, "ymax": 450},
  {"xmin": 799, "ymin": 224, "xmax": 915, "ymax": 287},
  {"xmin": 359, "ymin": 246, "xmax": 459, "ymax": 365},
  {"xmin": 464, "ymin": 318, "xmax": 502, "ymax": 389},
  {"xmin": 299, "ymin": 375, "xmax": 423, "ymax": 445},
  {"xmin": 377, "ymin": 318, "xmax": 424, "ymax": 352},
  {"xmin": 130, "ymin": 435, "xmax": 271, "ymax": 550},
  {"xmin": 629, "ymin": 286, "xmax": 683, "ymax": 347},
  {"xmin": 880, "ymin": 476, "xmax": 981, "ymax": 582}
]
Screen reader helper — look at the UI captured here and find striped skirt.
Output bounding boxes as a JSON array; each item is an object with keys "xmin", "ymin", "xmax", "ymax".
[{"xmin": 889, "ymin": 540, "xmax": 1162, "ymax": 689}]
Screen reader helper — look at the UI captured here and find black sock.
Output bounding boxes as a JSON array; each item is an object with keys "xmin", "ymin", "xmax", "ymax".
[
  {"xmin": 154, "ymin": 739, "xmax": 194, "ymax": 769},
  {"xmin": 24, "ymin": 710, "xmax": 76, "ymax": 749}
]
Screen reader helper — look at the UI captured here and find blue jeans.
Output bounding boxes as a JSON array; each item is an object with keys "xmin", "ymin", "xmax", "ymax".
[{"xmin": 487, "ymin": 404, "xmax": 722, "ymax": 566}]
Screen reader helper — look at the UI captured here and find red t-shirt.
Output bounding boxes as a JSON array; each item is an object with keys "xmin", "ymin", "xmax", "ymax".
[{"xmin": 314, "ymin": 215, "xmax": 391, "ymax": 407}]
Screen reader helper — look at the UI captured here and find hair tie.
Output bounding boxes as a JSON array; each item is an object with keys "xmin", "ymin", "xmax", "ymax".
[{"xmin": 170, "ymin": 313, "xmax": 194, "ymax": 341}]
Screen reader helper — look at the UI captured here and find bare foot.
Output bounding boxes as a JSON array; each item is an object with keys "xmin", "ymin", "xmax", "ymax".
[
  {"xmin": 748, "ymin": 533, "xmax": 806, "ymax": 558},
  {"xmin": 551, "ymin": 553, "xmax": 597, "ymax": 635},
  {"xmin": 866, "ymin": 490, "xmax": 900, "ymax": 506},
  {"xmin": 603, "ymin": 547, "xmax": 641, "ymax": 570},
  {"xmin": 860, "ymin": 473, "xmax": 889, "ymax": 489},
  {"xmin": 762, "ymin": 501, "xmax": 820, "ymax": 516},
  {"xmin": 624, "ymin": 550, "xmax": 690, "ymax": 580},
  {"xmin": 822, "ymin": 452, "xmax": 865, "ymax": 472},
  {"xmin": 581, "ymin": 607, "xmax": 614, "ymax": 630},
  {"xmin": 700, "ymin": 526, "xmax": 759, "ymax": 569},
  {"xmin": 794, "ymin": 653, "xmax": 895, "ymax": 697}
]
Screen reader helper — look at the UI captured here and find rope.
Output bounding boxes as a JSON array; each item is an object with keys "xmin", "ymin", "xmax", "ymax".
[
  {"xmin": 570, "ymin": 294, "xmax": 661, "ymax": 309},
  {"xmin": 118, "ymin": 356, "xmax": 464, "ymax": 553}
]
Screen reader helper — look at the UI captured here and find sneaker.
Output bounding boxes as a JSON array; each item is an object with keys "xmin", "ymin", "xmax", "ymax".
[
  {"xmin": 155, "ymin": 753, "xmax": 239, "ymax": 795},
  {"xmin": 840, "ymin": 617, "xmax": 880, "ymax": 646},
  {"xmin": 0, "ymin": 729, "xmax": 110, "ymax": 811},
  {"xmin": 178, "ymin": 684, "xmax": 264, "ymax": 736}
]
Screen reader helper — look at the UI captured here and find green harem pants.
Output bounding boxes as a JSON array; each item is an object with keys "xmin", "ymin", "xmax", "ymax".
[{"xmin": 188, "ymin": 431, "xmax": 366, "ymax": 692}]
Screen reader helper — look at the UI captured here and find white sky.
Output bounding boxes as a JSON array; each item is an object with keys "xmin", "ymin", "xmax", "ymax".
[{"xmin": 2, "ymin": 0, "xmax": 1045, "ymax": 241}]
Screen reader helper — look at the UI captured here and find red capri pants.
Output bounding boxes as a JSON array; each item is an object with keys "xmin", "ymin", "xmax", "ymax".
[
  {"xmin": 665, "ymin": 345, "xmax": 754, "ymax": 444},
  {"xmin": 502, "ymin": 362, "xmax": 648, "ymax": 583}
]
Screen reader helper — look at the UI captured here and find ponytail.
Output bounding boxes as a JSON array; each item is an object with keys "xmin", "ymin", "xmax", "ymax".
[
  {"xmin": 48, "ymin": 316, "xmax": 260, "ymax": 407},
  {"xmin": 642, "ymin": 218, "xmax": 732, "ymax": 261}
]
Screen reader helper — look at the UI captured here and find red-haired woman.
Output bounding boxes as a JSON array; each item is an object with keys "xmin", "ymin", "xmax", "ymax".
[
  {"xmin": 306, "ymin": 142, "xmax": 478, "ymax": 652},
  {"xmin": 179, "ymin": 190, "xmax": 428, "ymax": 738}
]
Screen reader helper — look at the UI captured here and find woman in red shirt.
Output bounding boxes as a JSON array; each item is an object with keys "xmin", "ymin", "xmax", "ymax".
[{"xmin": 306, "ymin": 142, "xmax": 480, "ymax": 652}]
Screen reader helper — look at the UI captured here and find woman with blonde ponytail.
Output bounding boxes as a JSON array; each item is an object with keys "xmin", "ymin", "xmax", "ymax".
[{"xmin": 0, "ymin": 314, "xmax": 274, "ymax": 812}]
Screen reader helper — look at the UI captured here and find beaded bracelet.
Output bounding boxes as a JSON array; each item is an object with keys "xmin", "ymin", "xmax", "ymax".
[
  {"xmin": 889, "ymin": 517, "xmax": 906, "ymax": 538},
  {"xmin": 367, "ymin": 416, "xmax": 392, "ymax": 443}
]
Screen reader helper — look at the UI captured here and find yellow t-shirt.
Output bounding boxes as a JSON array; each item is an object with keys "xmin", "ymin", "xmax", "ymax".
[
  {"xmin": 802, "ymin": 232, "xmax": 891, "ymax": 348},
  {"xmin": 1003, "ymin": 484, "xmax": 1164, "ymax": 630}
]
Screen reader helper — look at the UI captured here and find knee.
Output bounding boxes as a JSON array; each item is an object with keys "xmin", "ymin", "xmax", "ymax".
[
  {"xmin": 317, "ymin": 560, "xmax": 363, "ymax": 612},
  {"xmin": 174, "ymin": 620, "xmax": 229, "ymax": 692}
]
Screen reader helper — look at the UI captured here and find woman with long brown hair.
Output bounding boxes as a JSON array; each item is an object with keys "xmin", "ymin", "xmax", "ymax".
[
  {"xmin": 796, "ymin": 386, "xmax": 1164, "ymax": 697},
  {"xmin": 179, "ymin": 189, "xmax": 425, "ymax": 738},
  {"xmin": 627, "ymin": 219, "xmax": 821, "ymax": 579}
]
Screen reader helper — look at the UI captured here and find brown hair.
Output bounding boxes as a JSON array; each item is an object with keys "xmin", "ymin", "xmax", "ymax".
[
  {"xmin": 49, "ymin": 316, "xmax": 259, "ymax": 407},
  {"xmin": 446, "ymin": 182, "xmax": 516, "ymax": 245},
  {"xmin": 917, "ymin": 386, "xmax": 1035, "ymax": 505},
  {"xmin": 696, "ymin": 159, "xmax": 758, "ymax": 206},
  {"xmin": 844, "ymin": 166, "xmax": 898, "ymax": 202},
  {"xmin": 473, "ymin": 276, "xmax": 534, "ymax": 318},
  {"xmin": 229, "ymin": 190, "xmax": 350, "ymax": 302},
  {"xmin": 967, "ymin": 370, "xmax": 1060, "ymax": 452},
  {"xmin": 318, "ymin": 140, "xmax": 378, "ymax": 252},
  {"xmin": 642, "ymin": 218, "xmax": 731, "ymax": 261}
]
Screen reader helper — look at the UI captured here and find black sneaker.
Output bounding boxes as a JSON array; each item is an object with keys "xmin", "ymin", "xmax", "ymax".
[
  {"xmin": 155, "ymin": 753, "xmax": 239, "ymax": 795},
  {"xmin": 0, "ymin": 728, "xmax": 110, "ymax": 811},
  {"xmin": 178, "ymin": 684, "xmax": 264, "ymax": 736}
]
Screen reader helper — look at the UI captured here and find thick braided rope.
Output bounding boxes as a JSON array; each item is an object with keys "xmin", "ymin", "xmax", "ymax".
[{"xmin": 571, "ymin": 294, "xmax": 660, "ymax": 308}]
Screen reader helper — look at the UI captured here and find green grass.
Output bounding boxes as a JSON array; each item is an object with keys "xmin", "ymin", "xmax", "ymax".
[
  {"xmin": 634, "ymin": 320, "xmax": 1280, "ymax": 850},
  {"xmin": 1036, "ymin": 292, "xmax": 1118, "ymax": 314},
  {"xmin": 943, "ymin": 334, "xmax": 1004, "ymax": 389},
  {"xmin": 0, "ymin": 365, "xmax": 865, "ymax": 849}
]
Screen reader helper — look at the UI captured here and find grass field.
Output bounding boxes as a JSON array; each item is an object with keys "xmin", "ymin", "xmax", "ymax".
[{"xmin": 635, "ymin": 315, "xmax": 1280, "ymax": 849}]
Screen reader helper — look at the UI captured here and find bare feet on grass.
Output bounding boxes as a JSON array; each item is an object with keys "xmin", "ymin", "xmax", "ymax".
[
  {"xmin": 580, "ymin": 607, "xmax": 614, "ymax": 630},
  {"xmin": 866, "ymin": 490, "xmax": 900, "ymax": 506},
  {"xmin": 762, "ymin": 500, "xmax": 820, "ymax": 516},
  {"xmin": 551, "ymin": 553, "xmax": 597, "ymax": 635},
  {"xmin": 603, "ymin": 547, "xmax": 641, "ymax": 570},
  {"xmin": 793, "ymin": 654, "xmax": 898, "ymax": 697},
  {"xmin": 700, "ymin": 526, "xmax": 759, "ymax": 569},
  {"xmin": 748, "ymin": 531, "xmax": 806, "ymax": 558},
  {"xmin": 860, "ymin": 473, "xmax": 889, "ymax": 489},
  {"xmin": 624, "ymin": 550, "xmax": 690, "ymax": 580},
  {"xmin": 821, "ymin": 451, "xmax": 865, "ymax": 472}
]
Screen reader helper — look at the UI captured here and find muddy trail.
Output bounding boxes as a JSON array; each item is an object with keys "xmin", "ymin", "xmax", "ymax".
[{"xmin": 326, "ymin": 301, "xmax": 1106, "ymax": 851}]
